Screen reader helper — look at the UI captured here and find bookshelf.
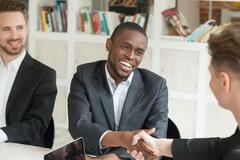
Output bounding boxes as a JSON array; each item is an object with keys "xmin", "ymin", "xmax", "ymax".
[{"xmin": 28, "ymin": 0, "xmax": 236, "ymax": 139}]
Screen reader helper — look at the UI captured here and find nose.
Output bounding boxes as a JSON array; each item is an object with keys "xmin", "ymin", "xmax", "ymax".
[
  {"xmin": 126, "ymin": 49, "xmax": 135, "ymax": 60},
  {"xmin": 10, "ymin": 29, "xmax": 18, "ymax": 39}
]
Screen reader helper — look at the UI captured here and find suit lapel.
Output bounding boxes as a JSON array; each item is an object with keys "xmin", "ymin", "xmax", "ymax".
[
  {"xmin": 6, "ymin": 53, "xmax": 33, "ymax": 114},
  {"xmin": 93, "ymin": 62, "xmax": 115, "ymax": 130},
  {"xmin": 118, "ymin": 70, "xmax": 144, "ymax": 130}
]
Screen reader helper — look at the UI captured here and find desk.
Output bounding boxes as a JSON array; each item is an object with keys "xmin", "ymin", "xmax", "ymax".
[{"xmin": 0, "ymin": 142, "xmax": 51, "ymax": 160}]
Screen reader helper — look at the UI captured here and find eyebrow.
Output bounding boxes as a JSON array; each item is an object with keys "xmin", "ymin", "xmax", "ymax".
[
  {"xmin": 1, "ymin": 24, "xmax": 24, "ymax": 28},
  {"xmin": 122, "ymin": 41, "xmax": 146, "ymax": 50}
]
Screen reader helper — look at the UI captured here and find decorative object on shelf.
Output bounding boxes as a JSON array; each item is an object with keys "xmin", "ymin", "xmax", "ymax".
[
  {"xmin": 162, "ymin": 8, "xmax": 191, "ymax": 37},
  {"xmin": 186, "ymin": 19, "xmax": 216, "ymax": 42}
]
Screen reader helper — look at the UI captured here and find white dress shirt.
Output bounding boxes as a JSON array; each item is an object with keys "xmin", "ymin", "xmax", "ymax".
[
  {"xmin": 99, "ymin": 64, "xmax": 134, "ymax": 147},
  {"xmin": 0, "ymin": 50, "xmax": 26, "ymax": 142},
  {"xmin": 105, "ymin": 65, "xmax": 133, "ymax": 130}
]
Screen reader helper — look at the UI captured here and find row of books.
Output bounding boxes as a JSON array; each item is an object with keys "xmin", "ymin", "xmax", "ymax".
[
  {"xmin": 123, "ymin": 13, "xmax": 147, "ymax": 29},
  {"xmin": 78, "ymin": 10, "xmax": 150, "ymax": 36},
  {"xmin": 39, "ymin": 0, "xmax": 67, "ymax": 32},
  {"xmin": 78, "ymin": 10, "xmax": 120, "ymax": 35}
]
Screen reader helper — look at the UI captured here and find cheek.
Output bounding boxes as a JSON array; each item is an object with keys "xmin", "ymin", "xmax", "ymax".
[
  {"xmin": 209, "ymin": 79, "xmax": 217, "ymax": 94},
  {"xmin": 20, "ymin": 32, "xmax": 27, "ymax": 38},
  {"xmin": 135, "ymin": 56, "xmax": 143, "ymax": 65},
  {"xmin": 209, "ymin": 80, "xmax": 213, "ymax": 91},
  {"xmin": 0, "ymin": 34, "xmax": 9, "ymax": 41}
]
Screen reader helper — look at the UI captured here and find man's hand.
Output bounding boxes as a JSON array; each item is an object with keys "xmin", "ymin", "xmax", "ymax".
[
  {"xmin": 119, "ymin": 128, "xmax": 156, "ymax": 151},
  {"xmin": 120, "ymin": 128, "xmax": 158, "ymax": 160},
  {"xmin": 130, "ymin": 130, "xmax": 174, "ymax": 160},
  {"xmin": 86, "ymin": 153, "xmax": 121, "ymax": 160},
  {"xmin": 130, "ymin": 130, "xmax": 161, "ymax": 160},
  {"xmin": 101, "ymin": 128, "xmax": 156, "ymax": 160}
]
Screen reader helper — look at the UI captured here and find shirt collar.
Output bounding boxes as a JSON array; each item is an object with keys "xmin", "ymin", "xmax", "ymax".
[
  {"xmin": 105, "ymin": 63, "xmax": 134, "ymax": 86},
  {"xmin": 0, "ymin": 49, "xmax": 26, "ymax": 71}
]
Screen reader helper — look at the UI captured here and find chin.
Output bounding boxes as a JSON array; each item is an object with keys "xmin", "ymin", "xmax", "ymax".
[
  {"xmin": 7, "ymin": 48, "xmax": 23, "ymax": 55},
  {"xmin": 218, "ymin": 103, "xmax": 229, "ymax": 110}
]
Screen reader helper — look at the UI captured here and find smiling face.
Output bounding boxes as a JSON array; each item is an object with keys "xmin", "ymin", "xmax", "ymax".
[
  {"xmin": 106, "ymin": 29, "xmax": 147, "ymax": 84},
  {"xmin": 0, "ymin": 11, "xmax": 28, "ymax": 56}
]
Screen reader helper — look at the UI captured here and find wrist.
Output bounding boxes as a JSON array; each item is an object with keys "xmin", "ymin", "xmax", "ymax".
[
  {"xmin": 99, "ymin": 153, "xmax": 121, "ymax": 160},
  {"xmin": 158, "ymin": 138, "xmax": 173, "ymax": 157},
  {"xmin": 102, "ymin": 131, "xmax": 122, "ymax": 147}
]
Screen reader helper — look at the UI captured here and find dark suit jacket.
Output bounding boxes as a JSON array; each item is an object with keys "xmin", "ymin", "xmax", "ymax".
[
  {"xmin": 172, "ymin": 128, "xmax": 240, "ymax": 160},
  {"xmin": 68, "ymin": 60, "xmax": 168, "ymax": 159},
  {"xmin": 1, "ymin": 53, "xmax": 57, "ymax": 148}
]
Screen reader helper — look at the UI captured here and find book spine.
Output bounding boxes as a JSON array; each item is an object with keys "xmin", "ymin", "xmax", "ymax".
[
  {"xmin": 55, "ymin": 5, "xmax": 63, "ymax": 32},
  {"xmin": 40, "ymin": 8, "xmax": 48, "ymax": 32},
  {"xmin": 102, "ymin": 12, "xmax": 109, "ymax": 35}
]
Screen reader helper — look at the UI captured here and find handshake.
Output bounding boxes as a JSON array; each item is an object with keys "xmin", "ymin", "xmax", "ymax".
[{"xmin": 116, "ymin": 128, "xmax": 173, "ymax": 160}]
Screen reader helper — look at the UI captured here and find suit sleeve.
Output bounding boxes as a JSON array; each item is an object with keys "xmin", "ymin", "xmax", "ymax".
[
  {"xmin": 146, "ymin": 78, "xmax": 168, "ymax": 138},
  {"xmin": 2, "ymin": 69, "xmax": 57, "ymax": 145},
  {"xmin": 109, "ymin": 78, "xmax": 169, "ymax": 159},
  {"xmin": 68, "ymin": 72, "xmax": 108, "ymax": 155},
  {"xmin": 172, "ymin": 131, "xmax": 239, "ymax": 160}
]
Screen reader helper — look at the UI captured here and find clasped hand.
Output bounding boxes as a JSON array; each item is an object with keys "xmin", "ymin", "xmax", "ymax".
[{"xmin": 120, "ymin": 128, "xmax": 161, "ymax": 160}]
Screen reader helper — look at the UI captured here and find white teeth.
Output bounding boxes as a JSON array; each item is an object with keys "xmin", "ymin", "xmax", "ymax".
[
  {"xmin": 9, "ymin": 41, "xmax": 19, "ymax": 45},
  {"xmin": 120, "ymin": 61, "xmax": 132, "ymax": 68}
]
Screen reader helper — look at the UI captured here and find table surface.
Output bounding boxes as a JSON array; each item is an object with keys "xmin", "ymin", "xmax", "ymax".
[{"xmin": 0, "ymin": 142, "xmax": 51, "ymax": 160}]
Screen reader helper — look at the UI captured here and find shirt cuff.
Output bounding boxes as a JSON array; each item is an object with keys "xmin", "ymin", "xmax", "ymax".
[
  {"xmin": 99, "ymin": 130, "xmax": 111, "ymax": 149},
  {"xmin": 0, "ymin": 129, "xmax": 8, "ymax": 142}
]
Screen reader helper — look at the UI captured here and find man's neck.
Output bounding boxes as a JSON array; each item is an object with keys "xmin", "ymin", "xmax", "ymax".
[
  {"xmin": 231, "ymin": 101, "xmax": 240, "ymax": 128},
  {"xmin": 234, "ymin": 107, "xmax": 240, "ymax": 128},
  {"xmin": 0, "ymin": 52, "xmax": 22, "ymax": 66}
]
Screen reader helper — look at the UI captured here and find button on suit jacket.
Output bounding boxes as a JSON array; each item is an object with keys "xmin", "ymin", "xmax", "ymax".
[
  {"xmin": 68, "ymin": 60, "xmax": 168, "ymax": 159},
  {"xmin": 1, "ymin": 53, "xmax": 57, "ymax": 148}
]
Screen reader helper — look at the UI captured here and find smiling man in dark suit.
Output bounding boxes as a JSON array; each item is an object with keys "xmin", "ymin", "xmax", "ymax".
[
  {"xmin": 0, "ymin": 0, "xmax": 57, "ymax": 148},
  {"xmin": 68, "ymin": 22, "xmax": 168, "ymax": 159}
]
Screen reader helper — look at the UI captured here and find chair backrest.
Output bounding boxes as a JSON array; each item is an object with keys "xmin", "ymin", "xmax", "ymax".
[
  {"xmin": 161, "ymin": 118, "xmax": 180, "ymax": 160},
  {"xmin": 166, "ymin": 118, "xmax": 180, "ymax": 139},
  {"xmin": 43, "ymin": 117, "xmax": 55, "ymax": 148}
]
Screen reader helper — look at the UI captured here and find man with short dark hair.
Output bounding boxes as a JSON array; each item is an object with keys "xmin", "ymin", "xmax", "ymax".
[
  {"xmin": 0, "ymin": 0, "xmax": 57, "ymax": 148},
  {"xmin": 68, "ymin": 22, "xmax": 168, "ymax": 159}
]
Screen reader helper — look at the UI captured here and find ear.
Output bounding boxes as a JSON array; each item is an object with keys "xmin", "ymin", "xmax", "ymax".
[
  {"xmin": 219, "ymin": 72, "xmax": 230, "ymax": 92},
  {"xmin": 106, "ymin": 38, "xmax": 112, "ymax": 52}
]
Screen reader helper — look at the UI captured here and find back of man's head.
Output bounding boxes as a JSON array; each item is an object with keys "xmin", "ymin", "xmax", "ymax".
[
  {"xmin": 0, "ymin": 0, "xmax": 28, "ymax": 21},
  {"xmin": 110, "ymin": 22, "xmax": 148, "ymax": 44},
  {"xmin": 208, "ymin": 22, "xmax": 240, "ymax": 75}
]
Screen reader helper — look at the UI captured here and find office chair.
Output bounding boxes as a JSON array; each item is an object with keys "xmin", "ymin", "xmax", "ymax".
[
  {"xmin": 43, "ymin": 117, "xmax": 55, "ymax": 148},
  {"xmin": 161, "ymin": 118, "xmax": 180, "ymax": 160}
]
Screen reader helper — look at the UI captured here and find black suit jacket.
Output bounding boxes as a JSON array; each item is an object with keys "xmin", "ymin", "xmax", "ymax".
[
  {"xmin": 172, "ymin": 128, "xmax": 240, "ymax": 160},
  {"xmin": 1, "ymin": 53, "xmax": 57, "ymax": 148},
  {"xmin": 68, "ymin": 60, "xmax": 168, "ymax": 159}
]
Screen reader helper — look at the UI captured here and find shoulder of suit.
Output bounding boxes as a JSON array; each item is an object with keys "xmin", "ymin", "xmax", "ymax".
[
  {"xmin": 76, "ymin": 60, "xmax": 106, "ymax": 73},
  {"xmin": 30, "ymin": 56, "xmax": 56, "ymax": 74}
]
